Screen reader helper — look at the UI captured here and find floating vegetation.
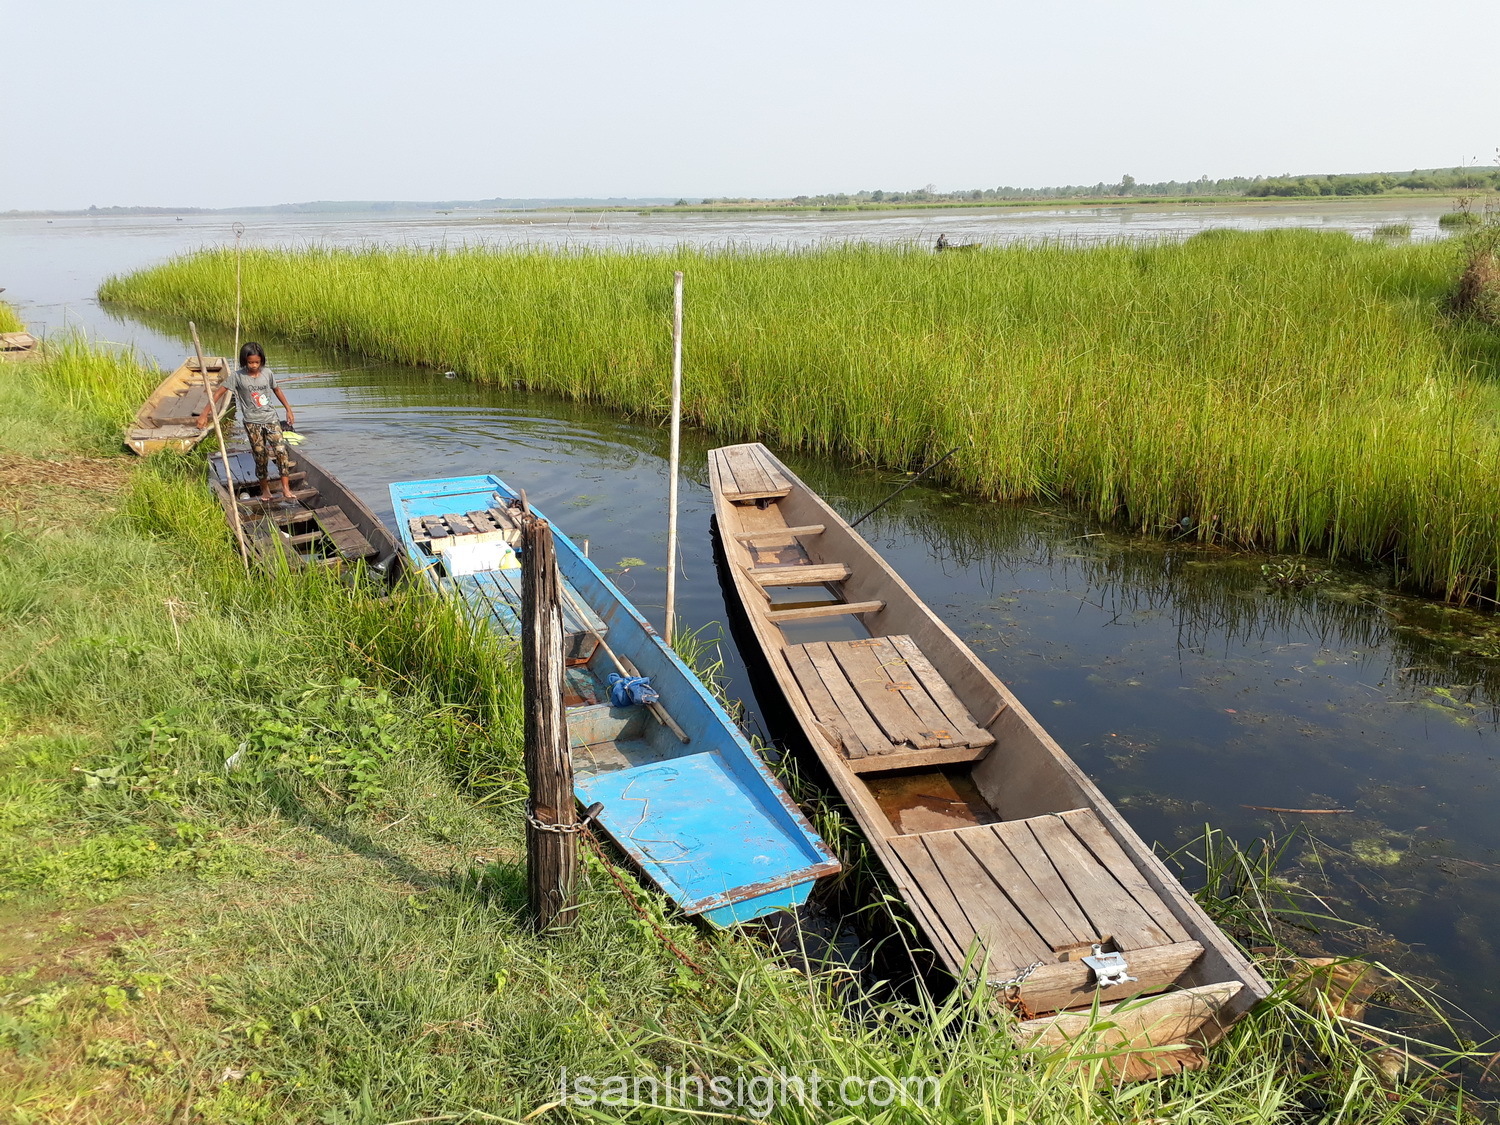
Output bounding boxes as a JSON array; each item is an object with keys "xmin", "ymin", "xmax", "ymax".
[
  {"xmin": 1373, "ymin": 222, "xmax": 1412, "ymax": 239},
  {"xmin": 1262, "ymin": 557, "xmax": 1333, "ymax": 590},
  {"xmin": 101, "ymin": 230, "xmax": 1500, "ymax": 602}
]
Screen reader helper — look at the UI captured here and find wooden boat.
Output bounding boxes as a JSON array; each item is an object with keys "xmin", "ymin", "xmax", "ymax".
[
  {"xmin": 390, "ymin": 474, "xmax": 840, "ymax": 927},
  {"xmin": 708, "ymin": 442, "xmax": 1270, "ymax": 1075},
  {"xmin": 124, "ymin": 356, "xmax": 232, "ymax": 456},
  {"xmin": 0, "ymin": 331, "xmax": 39, "ymax": 356},
  {"xmin": 207, "ymin": 445, "xmax": 402, "ymax": 579}
]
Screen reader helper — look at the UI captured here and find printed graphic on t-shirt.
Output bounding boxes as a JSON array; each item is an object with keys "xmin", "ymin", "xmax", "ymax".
[{"xmin": 251, "ymin": 390, "xmax": 270, "ymax": 409}]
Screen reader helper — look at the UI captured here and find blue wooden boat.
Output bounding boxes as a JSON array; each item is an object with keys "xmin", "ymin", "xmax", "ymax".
[{"xmin": 390, "ymin": 474, "xmax": 839, "ymax": 926}]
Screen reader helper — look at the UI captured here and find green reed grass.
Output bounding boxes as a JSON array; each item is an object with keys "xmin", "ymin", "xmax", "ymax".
[
  {"xmin": 1373, "ymin": 222, "xmax": 1412, "ymax": 239},
  {"xmin": 0, "ymin": 300, "xmax": 23, "ymax": 334},
  {"xmin": 103, "ymin": 232, "xmax": 1500, "ymax": 602}
]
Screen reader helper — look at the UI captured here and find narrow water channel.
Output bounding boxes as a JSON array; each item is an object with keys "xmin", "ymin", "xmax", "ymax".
[{"xmin": 160, "ymin": 321, "xmax": 1500, "ymax": 1037}]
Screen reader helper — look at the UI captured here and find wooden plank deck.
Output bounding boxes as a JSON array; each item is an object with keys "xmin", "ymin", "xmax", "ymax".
[
  {"xmin": 409, "ymin": 506, "xmax": 521, "ymax": 544},
  {"xmin": 710, "ymin": 445, "xmax": 793, "ymax": 502},
  {"xmin": 782, "ymin": 635, "xmax": 994, "ymax": 760},
  {"xmin": 886, "ymin": 809, "xmax": 1204, "ymax": 1008}
]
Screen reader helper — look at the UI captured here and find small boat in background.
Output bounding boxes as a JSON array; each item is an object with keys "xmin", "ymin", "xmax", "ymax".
[
  {"xmin": 390, "ymin": 474, "xmax": 840, "ymax": 927},
  {"xmin": 208, "ymin": 445, "xmax": 401, "ymax": 579},
  {"xmin": 0, "ymin": 331, "xmax": 39, "ymax": 357},
  {"xmin": 709, "ymin": 442, "xmax": 1269, "ymax": 1078},
  {"xmin": 125, "ymin": 356, "xmax": 232, "ymax": 456}
]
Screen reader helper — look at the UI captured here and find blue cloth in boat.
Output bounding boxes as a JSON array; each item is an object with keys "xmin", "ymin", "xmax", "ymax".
[{"xmin": 608, "ymin": 673, "xmax": 659, "ymax": 708}]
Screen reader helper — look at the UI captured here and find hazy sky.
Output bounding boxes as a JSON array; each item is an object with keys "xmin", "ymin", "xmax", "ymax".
[{"xmin": 6, "ymin": 0, "xmax": 1498, "ymax": 210}]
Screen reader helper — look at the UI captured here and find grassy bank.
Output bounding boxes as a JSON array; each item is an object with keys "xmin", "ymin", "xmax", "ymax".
[
  {"xmin": 2, "ymin": 311, "xmax": 1488, "ymax": 1121},
  {"xmin": 104, "ymin": 232, "xmax": 1500, "ymax": 601}
]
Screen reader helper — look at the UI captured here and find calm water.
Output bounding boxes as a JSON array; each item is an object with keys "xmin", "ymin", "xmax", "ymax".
[{"xmin": 4, "ymin": 203, "xmax": 1497, "ymax": 1035}]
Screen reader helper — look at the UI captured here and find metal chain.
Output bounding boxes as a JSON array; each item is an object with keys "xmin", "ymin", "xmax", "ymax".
[
  {"xmin": 993, "ymin": 960, "xmax": 1045, "ymax": 991},
  {"xmin": 524, "ymin": 801, "xmax": 595, "ymax": 835}
]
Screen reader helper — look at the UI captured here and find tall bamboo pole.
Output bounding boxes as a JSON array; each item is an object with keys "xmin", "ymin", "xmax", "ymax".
[
  {"xmin": 664, "ymin": 271, "xmax": 684, "ymax": 645},
  {"xmin": 232, "ymin": 222, "xmax": 245, "ymax": 361},
  {"xmin": 190, "ymin": 322, "xmax": 249, "ymax": 572},
  {"xmin": 521, "ymin": 512, "xmax": 579, "ymax": 931}
]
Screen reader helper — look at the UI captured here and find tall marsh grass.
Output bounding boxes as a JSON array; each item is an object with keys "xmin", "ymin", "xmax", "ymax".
[{"xmin": 104, "ymin": 233, "xmax": 1500, "ymax": 601}]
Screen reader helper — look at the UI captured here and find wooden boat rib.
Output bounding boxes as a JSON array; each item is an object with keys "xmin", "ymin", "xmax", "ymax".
[
  {"xmin": 125, "ymin": 356, "xmax": 231, "ymax": 456},
  {"xmin": 709, "ymin": 442, "xmax": 1270, "ymax": 1076},
  {"xmin": 390, "ymin": 474, "xmax": 839, "ymax": 927},
  {"xmin": 208, "ymin": 445, "xmax": 402, "ymax": 578}
]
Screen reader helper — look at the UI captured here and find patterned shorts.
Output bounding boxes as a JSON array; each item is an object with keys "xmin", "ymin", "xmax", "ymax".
[{"xmin": 244, "ymin": 421, "xmax": 296, "ymax": 482}]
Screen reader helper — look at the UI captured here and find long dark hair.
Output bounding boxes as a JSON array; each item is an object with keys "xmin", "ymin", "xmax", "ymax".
[{"xmin": 238, "ymin": 341, "xmax": 265, "ymax": 367}]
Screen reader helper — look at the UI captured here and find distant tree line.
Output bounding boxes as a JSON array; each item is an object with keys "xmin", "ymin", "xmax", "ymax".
[{"xmin": 688, "ymin": 167, "xmax": 1500, "ymax": 207}]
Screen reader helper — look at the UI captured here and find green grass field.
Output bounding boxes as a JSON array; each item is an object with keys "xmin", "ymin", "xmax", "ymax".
[
  {"xmin": 3, "ymin": 305, "xmax": 1488, "ymax": 1121},
  {"xmin": 102, "ymin": 232, "xmax": 1500, "ymax": 603}
]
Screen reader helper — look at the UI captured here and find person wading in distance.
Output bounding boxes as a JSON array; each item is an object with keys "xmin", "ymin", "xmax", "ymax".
[{"xmin": 226, "ymin": 342, "xmax": 298, "ymax": 502}]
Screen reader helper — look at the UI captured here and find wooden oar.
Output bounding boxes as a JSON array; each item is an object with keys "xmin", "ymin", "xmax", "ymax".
[
  {"xmin": 190, "ymin": 322, "xmax": 249, "ymax": 572},
  {"xmin": 556, "ymin": 582, "xmax": 690, "ymax": 743}
]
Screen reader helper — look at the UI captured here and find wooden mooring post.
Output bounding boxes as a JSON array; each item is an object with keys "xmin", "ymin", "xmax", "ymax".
[{"xmin": 520, "ymin": 510, "xmax": 579, "ymax": 930}]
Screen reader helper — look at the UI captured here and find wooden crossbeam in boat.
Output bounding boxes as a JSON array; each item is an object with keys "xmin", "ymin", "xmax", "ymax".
[
  {"xmin": 733, "ymin": 524, "xmax": 825, "ymax": 542},
  {"xmin": 750, "ymin": 563, "xmax": 850, "ymax": 586},
  {"xmin": 766, "ymin": 599, "xmax": 884, "ymax": 623}
]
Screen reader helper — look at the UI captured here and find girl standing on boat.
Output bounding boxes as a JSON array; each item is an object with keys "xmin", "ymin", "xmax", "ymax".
[{"xmin": 226, "ymin": 342, "xmax": 298, "ymax": 502}]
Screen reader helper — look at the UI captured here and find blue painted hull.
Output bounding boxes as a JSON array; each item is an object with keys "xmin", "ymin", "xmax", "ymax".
[{"xmin": 390, "ymin": 475, "xmax": 838, "ymax": 925}]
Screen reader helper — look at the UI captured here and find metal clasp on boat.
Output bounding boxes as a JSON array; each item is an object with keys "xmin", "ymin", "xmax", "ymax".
[{"xmin": 1082, "ymin": 944, "xmax": 1137, "ymax": 989}]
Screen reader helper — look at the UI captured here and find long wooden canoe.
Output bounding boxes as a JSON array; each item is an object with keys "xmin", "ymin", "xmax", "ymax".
[
  {"xmin": 208, "ymin": 445, "xmax": 402, "ymax": 580},
  {"xmin": 390, "ymin": 474, "xmax": 840, "ymax": 927},
  {"xmin": 124, "ymin": 356, "xmax": 232, "ymax": 456},
  {"xmin": 709, "ymin": 442, "xmax": 1270, "ymax": 1077}
]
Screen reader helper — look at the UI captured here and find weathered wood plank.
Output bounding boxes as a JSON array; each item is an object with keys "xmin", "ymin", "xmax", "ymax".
[
  {"xmin": 734, "ymin": 524, "xmax": 825, "ymax": 542},
  {"xmin": 867, "ymin": 636, "xmax": 962, "ymax": 747},
  {"xmin": 751, "ymin": 562, "xmax": 851, "ymax": 586},
  {"xmin": 723, "ymin": 446, "xmax": 776, "ymax": 496},
  {"xmin": 709, "ymin": 447, "xmax": 742, "ymax": 496},
  {"xmin": 829, "ymin": 639, "xmax": 935, "ymax": 749},
  {"xmin": 887, "ymin": 635, "xmax": 996, "ymax": 747},
  {"xmin": 784, "ymin": 645, "xmax": 866, "ymax": 759},
  {"xmin": 917, "ymin": 833, "xmax": 1051, "ymax": 967},
  {"xmin": 421, "ymin": 515, "xmax": 449, "ymax": 539},
  {"xmin": 880, "ymin": 841, "xmax": 970, "ymax": 969},
  {"xmin": 957, "ymin": 826, "xmax": 1094, "ymax": 952},
  {"xmin": 748, "ymin": 443, "xmax": 794, "ymax": 493},
  {"xmin": 1006, "ymin": 942, "xmax": 1207, "ymax": 1018},
  {"xmin": 844, "ymin": 744, "xmax": 989, "ymax": 773},
  {"xmin": 312, "ymin": 506, "xmax": 356, "ymax": 534},
  {"xmin": 446, "ymin": 513, "xmax": 475, "ymax": 534},
  {"xmin": 990, "ymin": 820, "xmax": 1099, "ymax": 948},
  {"xmin": 1016, "ymin": 980, "xmax": 1239, "ymax": 1051},
  {"xmin": 801, "ymin": 642, "xmax": 892, "ymax": 757},
  {"xmin": 1058, "ymin": 809, "xmax": 1192, "ymax": 944},
  {"xmin": 1026, "ymin": 813, "xmax": 1174, "ymax": 951},
  {"xmin": 766, "ymin": 599, "xmax": 885, "ymax": 623}
]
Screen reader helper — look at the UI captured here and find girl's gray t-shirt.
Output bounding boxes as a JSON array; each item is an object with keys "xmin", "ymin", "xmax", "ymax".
[{"xmin": 227, "ymin": 365, "xmax": 281, "ymax": 425}]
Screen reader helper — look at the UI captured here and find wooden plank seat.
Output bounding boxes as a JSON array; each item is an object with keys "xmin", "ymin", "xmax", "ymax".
[
  {"xmin": 313, "ymin": 505, "xmax": 375, "ymax": 559},
  {"xmin": 710, "ymin": 445, "xmax": 793, "ymax": 502},
  {"xmin": 782, "ymin": 634, "xmax": 995, "ymax": 764},
  {"xmin": 407, "ymin": 506, "xmax": 521, "ymax": 545},
  {"xmin": 886, "ymin": 808, "xmax": 1201, "ymax": 1013}
]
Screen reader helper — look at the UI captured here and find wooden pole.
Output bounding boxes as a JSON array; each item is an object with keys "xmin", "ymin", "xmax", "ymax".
[
  {"xmin": 521, "ymin": 512, "xmax": 579, "ymax": 931},
  {"xmin": 232, "ymin": 222, "xmax": 245, "ymax": 361},
  {"xmin": 189, "ymin": 321, "xmax": 249, "ymax": 572},
  {"xmin": 664, "ymin": 270, "xmax": 684, "ymax": 645}
]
